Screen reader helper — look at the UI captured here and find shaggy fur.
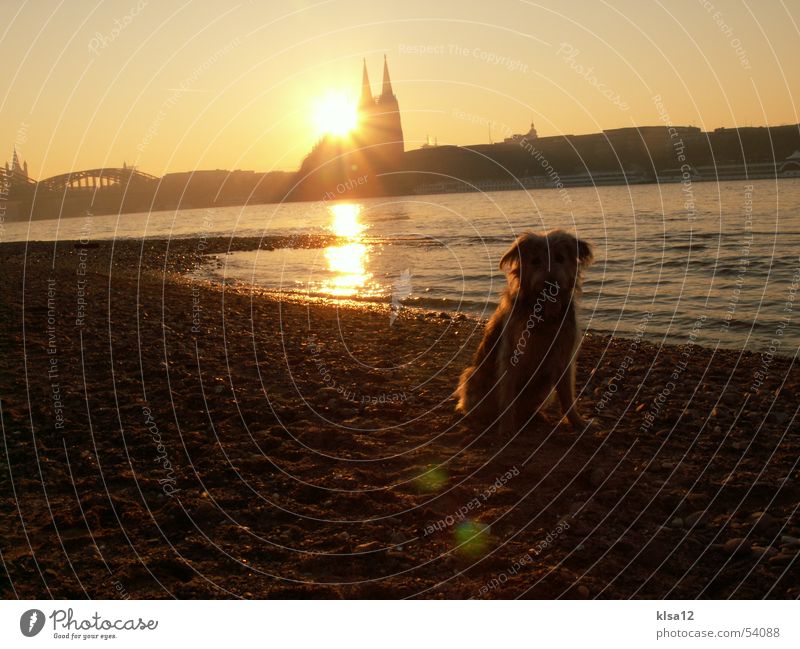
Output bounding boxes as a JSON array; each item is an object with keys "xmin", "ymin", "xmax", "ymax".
[{"xmin": 455, "ymin": 229, "xmax": 594, "ymax": 432}]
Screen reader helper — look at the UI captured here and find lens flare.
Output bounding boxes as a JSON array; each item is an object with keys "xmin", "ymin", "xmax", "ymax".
[
  {"xmin": 413, "ymin": 465, "xmax": 448, "ymax": 493},
  {"xmin": 454, "ymin": 520, "xmax": 491, "ymax": 558}
]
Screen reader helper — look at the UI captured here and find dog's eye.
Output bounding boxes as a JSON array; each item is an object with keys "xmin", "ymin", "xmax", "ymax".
[{"xmin": 554, "ymin": 253, "xmax": 565, "ymax": 263}]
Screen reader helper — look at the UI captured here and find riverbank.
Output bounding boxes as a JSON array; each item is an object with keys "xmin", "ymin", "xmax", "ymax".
[{"xmin": 0, "ymin": 237, "xmax": 798, "ymax": 599}]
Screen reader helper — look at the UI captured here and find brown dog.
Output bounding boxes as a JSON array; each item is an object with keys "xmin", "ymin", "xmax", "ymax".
[{"xmin": 455, "ymin": 230, "xmax": 594, "ymax": 433}]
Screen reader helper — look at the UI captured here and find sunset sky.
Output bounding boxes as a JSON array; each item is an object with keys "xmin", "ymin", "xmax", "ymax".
[{"xmin": 2, "ymin": 0, "xmax": 798, "ymax": 179}]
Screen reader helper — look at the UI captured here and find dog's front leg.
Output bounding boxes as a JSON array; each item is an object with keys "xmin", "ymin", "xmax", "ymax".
[
  {"xmin": 497, "ymin": 368, "xmax": 519, "ymax": 435},
  {"xmin": 556, "ymin": 363, "xmax": 589, "ymax": 430}
]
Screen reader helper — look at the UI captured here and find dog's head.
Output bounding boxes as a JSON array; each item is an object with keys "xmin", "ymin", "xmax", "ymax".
[{"xmin": 499, "ymin": 230, "xmax": 593, "ymax": 320}]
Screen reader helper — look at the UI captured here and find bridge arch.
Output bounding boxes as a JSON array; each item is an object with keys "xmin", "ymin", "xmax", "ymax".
[{"xmin": 37, "ymin": 167, "xmax": 159, "ymax": 192}]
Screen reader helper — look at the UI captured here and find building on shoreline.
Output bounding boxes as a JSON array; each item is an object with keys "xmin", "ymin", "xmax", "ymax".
[
  {"xmin": 2, "ymin": 148, "xmax": 33, "ymax": 188},
  {"xmin": 503, "ymin": 122, "xmax": 538, "ymax": 144},
  {"xmin": 404, "ymin": 122, "xmax": 800, "ymax": 195}
]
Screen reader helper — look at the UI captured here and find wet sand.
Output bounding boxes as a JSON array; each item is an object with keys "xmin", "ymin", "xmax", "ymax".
[{"xmin": 0, "ymin": 236, "xmax": 798, "ymax": 599}]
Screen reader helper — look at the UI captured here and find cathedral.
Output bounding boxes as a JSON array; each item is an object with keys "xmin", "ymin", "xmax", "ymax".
[
  {"xmin": 355, "ymin": 55, "xmax": 404, "ymax": 160},
  {"xmin": 3, "ymin": 147, "xmax": 31, "ymax": 187},
  {"xmin": 293, "ymin": 56, "xmax": 405, "ymax": 199}
]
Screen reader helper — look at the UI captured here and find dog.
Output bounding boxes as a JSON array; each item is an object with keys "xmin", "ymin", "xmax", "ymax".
[{"xmin": 455, "ymin": 229, "xmax": 594, "ymax": 433}]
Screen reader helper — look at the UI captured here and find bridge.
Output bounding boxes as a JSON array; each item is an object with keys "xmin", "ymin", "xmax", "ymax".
[{"xmin": 36, "ymin": 167, "xmax": 159, "ymax": 192}]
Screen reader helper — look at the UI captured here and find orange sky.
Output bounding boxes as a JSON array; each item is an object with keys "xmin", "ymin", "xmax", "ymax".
[{"xmin": 2, "ymin": 0, "xmax": 798, "ymax": 179}]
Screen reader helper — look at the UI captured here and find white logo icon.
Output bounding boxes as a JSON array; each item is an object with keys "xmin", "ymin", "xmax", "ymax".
[
  {"xmin": 390, "ymin": 268, "xmax": 412, "ymax": 325},
  {"xmin": 20, "ymin": 609, "xmax": 45, "ymax": 637}
]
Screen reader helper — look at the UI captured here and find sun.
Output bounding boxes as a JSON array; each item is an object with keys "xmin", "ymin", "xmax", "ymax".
[{"xmin": 313, "ymin": 92, "xmax": 358, "ymax": 137}]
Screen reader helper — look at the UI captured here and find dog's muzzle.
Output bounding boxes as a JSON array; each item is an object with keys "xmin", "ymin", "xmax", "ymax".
[{"xmin": 533, "ymin": 279, "xmax": 567, "ymax": 323}]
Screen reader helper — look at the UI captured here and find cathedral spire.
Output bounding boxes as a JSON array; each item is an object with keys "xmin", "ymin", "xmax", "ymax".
[
  {"xmin": 359, "ymin": 58, "xmax": 373, "ymax": 108},
  {"xmin": 381, "ymin": 54, "xmax": 394, "ymax": 98}
]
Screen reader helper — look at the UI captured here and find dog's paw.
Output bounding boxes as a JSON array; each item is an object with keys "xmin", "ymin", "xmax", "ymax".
[
  {"xmin": 585, "ymin": 418, "xmax": 608, "ymax": 437},
  {"xmin": 570, "ymin": 416, "xmax": 602, "ymax": 434},
  {"xmin": 531, "ymin": 410, "xmax": 551, "ymax": 425}
]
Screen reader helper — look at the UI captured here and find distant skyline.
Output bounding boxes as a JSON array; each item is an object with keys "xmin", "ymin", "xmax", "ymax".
[{"xmin": 2, "ymin": 0, "xmax": 798, "ymax": 179}]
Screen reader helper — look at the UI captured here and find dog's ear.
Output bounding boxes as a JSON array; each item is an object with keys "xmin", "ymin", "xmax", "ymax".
[
  {"xmin": 500, "ymin": 235, "xmax": 526, "ymax": 273},
  {"xmin": 576, "ymin": 238, "xmax": 593, "ymax": 265}
]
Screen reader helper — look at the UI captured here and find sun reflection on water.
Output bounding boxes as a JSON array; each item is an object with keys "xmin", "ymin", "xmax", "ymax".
[
  {"xmin": 330, "ymin": 203, "xmax": 365, "ymax": 239},
  {"xmin": 322, "ymin": 203, "xmax": 376, "ymax": 297}
]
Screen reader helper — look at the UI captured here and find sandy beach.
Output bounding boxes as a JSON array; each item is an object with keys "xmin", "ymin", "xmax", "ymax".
[{"xmin": 0, "ymin": 236, "xmax": 798, "ymax": 599}]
